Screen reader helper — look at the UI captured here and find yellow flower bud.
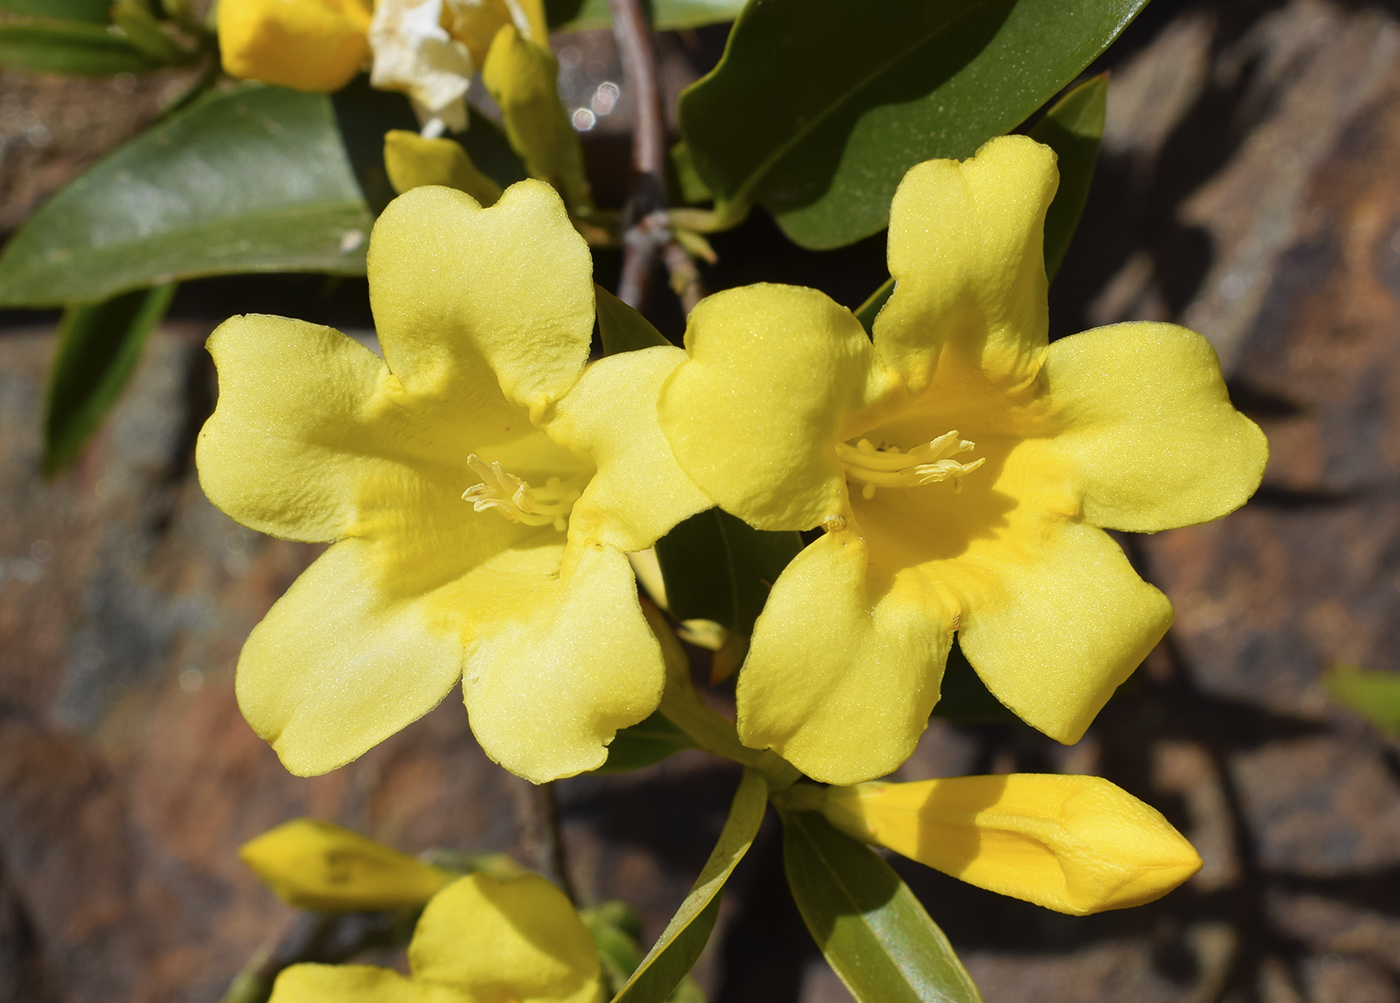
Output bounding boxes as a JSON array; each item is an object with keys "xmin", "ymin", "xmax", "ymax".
[
  {"xmin": 821, "ymin": 775, "xmax": 1202, "ymax": 915},
  {"xmin": 239, "ymin": 819, "xmax": 452, "ymax": 911},
  {"xmin": 218, "ymin": 0, "xmax": 372, "ymax": 93},
  {"xmin": 383, "ymin": 130, "xmax": 504, "ymax": 206}
]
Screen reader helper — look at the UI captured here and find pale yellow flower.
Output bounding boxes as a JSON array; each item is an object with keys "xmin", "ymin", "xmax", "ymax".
[
  {"xmin": 269, "ymin": 872, "xmax": 605, "ymax": 1003},
  {"xmin": 197, "ymin": 180, "xmax": 708, "ymax": 783},
  {"xmin": 819, "ymin": 775, "xmax": 1202, "ymax": 915},
  {"xmin": 659, "ymin": 135, "xmax": 1268, "ymax": 784}
]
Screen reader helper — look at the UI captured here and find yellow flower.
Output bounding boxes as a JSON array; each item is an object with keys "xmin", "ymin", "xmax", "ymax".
[
  {"xmin": 269, "ymin": 871, "xmax": 605, "ymax": 1003},
  {"xmin": 196, "ymin": 180, "xmax": 709, "ymax": 783},
  {"xmin": 219, "ymin": 0, "xmax": 374, "ymax": 92},
  {"xmin": 818, "ymin": 775, "xmax": 1202, "ymax": 916},
  {"xmin": 658, "ymin": 135, "xmax": 1268, "ymax": 784},
  {"xmin": 239, "ymin": 818, "xmax": 453, "ymax": 911}
]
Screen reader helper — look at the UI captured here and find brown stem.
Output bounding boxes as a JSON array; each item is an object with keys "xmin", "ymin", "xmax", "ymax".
[
  {"xmin": 608, "ymin": 0, "xmax": 668, "ymax": 310},
  {"xmin": 534, "ymin": 781, "xmax": 580, "ymax": 905}
]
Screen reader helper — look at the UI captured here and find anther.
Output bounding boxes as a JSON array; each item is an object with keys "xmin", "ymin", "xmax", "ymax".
[
  {"xmin": 462, "ymin": 454, "xmax": 581, "ymax": 531},
  {"xmin": 837, "ymin": 431, "xmax": 985, "ymax": 500}
]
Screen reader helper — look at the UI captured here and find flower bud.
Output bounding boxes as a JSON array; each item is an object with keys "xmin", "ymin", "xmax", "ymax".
[
  {"xmin": 219, "ymin": 0, "xmax": 372, "ymax": 93},
  {"xmin": 822, "ymin": 774, "xmax": 1201, "ymax": 915},
  {"xmin": 239, "ymin": 819, "xmax": 452, "ymax": 911}
]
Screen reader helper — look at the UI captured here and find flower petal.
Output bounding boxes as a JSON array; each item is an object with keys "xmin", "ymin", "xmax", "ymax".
[
  {"xmin": 384, "ymin": 129, "xmax": 504, "ymax": 206},
  {"xmin": 235, "ymin": 538, "xmax": 466, "ymax": 776},
  {"xmin": 198, "ymin": 315, "xmax": 387, "ymax": 542},
  {"xmin": 659, "ymin": 284, "xmax": 882, "ymax": 531},
  {"xmin": 368, "ymin": 181, "xmax": 594, "ymax": 419},
  {"xmin": 412, "ymin": 873, "xmax": 603, "ymax": 1003},
  {"xmin": 1041, "ymin": 322, "xmax": 1269, "ymax": 532},
  {"xmin": 464, "ymin": 541, "xmax": 664, "ymax": 783},
  {"xmin": 548, "ymin": 346, "xmax": 712, "ymax": 553},
  {"xmin": 958, "ymin": 521, "xmax": 1173, "ymax": 744},
  {"xmin": 876, "ymin": 135, "xmax": 1057, "ymax": 394},
  {"xmin": 269, "ymin": 964, "xmax": 423, "ymax": 1003},
  {"xmin": 219, "ymin": 0, "xmax": 372, "ymax": 93},
  {"xmin": 736, "ymin": 528, "xmax": 955, "ymax": 784}
]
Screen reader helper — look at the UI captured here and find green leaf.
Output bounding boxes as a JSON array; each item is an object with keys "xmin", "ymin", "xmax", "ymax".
[
  {"xmin": 597, "ymin": 283, "xmax": 670, "ymax": 354},
  {"xmin": 1029, "ymin": 73, "xmax": 1107, "ymax": 281},
  {"xmin": 679, "ymin": 0, "xmax": 1148, "ymax": 249},
  {"xmin": 595, "ymin": 711, "xmax": 697, "ymax": 774},
  {"xmin": 42, "ymin": 284, "xmax": 175, "ymax": 476},
  {"xmin": 653, "ymin": 508, "xmax": 802, "ymax": 637},
  {"xmin": 853, "ymin": 277, "xmax": 894, "ymax": 335},
  {"xmin": 781, "ymin": 811, "xmax": 983, "ymax": 1003},
  {"xmin": 0, "ymin": 22, "xmax": 157, "ymax": 75},
  {"xmin": 0, "ymin": 0, "xmax": 111, "ymax": 23},
  {"xmin": 930, "ymin": 640, "xmax": 1016, "ymax": 724},
  {"xmin": 613, "ymin": 769, "xmax": 767, "ymax": 1003},
  {"xmin": 1324, "ymin": 664, "xmax": 1400, "ymax": 735},
  {"xmin": 545, "ymin": 0, "xmax": 747, "ymax": 31},
  {"xmin": 0, "ymin": 84, "xmax": 373, "ymax": 308}
]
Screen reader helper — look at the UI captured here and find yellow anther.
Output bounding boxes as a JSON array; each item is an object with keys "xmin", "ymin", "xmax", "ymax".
[
  {"xmin": 462, "ymin": 454, "xmax": 580, "ymax": 531},
  {"xmin": 837, "ymin": 431, "xmax": 985, "ymax": 500}
]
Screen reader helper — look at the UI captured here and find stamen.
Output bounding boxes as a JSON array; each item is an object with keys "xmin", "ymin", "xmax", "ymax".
[
  {"xmin": 462, "ymin": 454, "xmax": 581, "ymax": 532},
  {"xmin": 837, "ymin": 431, "xmax": 986, "ymax": 500}
]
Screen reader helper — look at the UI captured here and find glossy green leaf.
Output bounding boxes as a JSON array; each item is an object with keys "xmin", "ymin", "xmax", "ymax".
[
  {"xmin": 595, "ymin": 711, "xmax": 697, "ymax": 774},
  {"xmin": 781, "ymin": 811, "xmax": 983, "ymax": 1003},
  {"xmin": 1029, "ymin": 73, "xmax": 1107, "ymax": 281},
  {"xmin": 597, "ymin": 283, "xmax": 670, "ymax": 354},
  {"xmin": 0, "ymin": 22, "xmax": 156, "ymax": 75},
  {"xmin": 42, "ymin": 284, "xmax": 175, "ymax": 476},
  {"xmin": 545, "ymin": 0, "xmax": 746, "ymax": 31},
  {"xmin": 0, "ymin": 85, "xmax": 372, "ymax": 308},
  {"xmin": 679, "ymin": 0, "xmax": 1148, "ymax": 249},
  {"xmin": 1324, "ymin": 665, "xmax": 1400, "ymax": 735},
  {"xmin": 654, "ymin": 508, "xmax": 802, "ymax": 637},
  {"xmin": 613, "ymin": 769, "xmax": 767, "ymax": 1003},
  {"xmin": 0, "ymin": 0, "xmax": 111, "ymax": 23}
]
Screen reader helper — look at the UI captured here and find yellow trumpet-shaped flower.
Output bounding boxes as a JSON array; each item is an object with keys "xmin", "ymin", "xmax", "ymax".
[
  {"xmin": 197, "ymin": 180, "xmax": 709, "ymax": 783},
  {"xmin": 658, "ymin": 135, "xmax": 1268, "ymax": 784},
  {"xmin": 819, "ymin": 775, "xmax": 1202, "ymax": 915},
  {"xmin": 269, "ymin": 871, "xmax": 606, "ymax": 1003},
  {"xmin": 239, "ymin": 819, "xmax": 452, "ymax": 911},
  {"xmin": 219, "ymin": 0, "xmax": 374, "ymax": 92}
]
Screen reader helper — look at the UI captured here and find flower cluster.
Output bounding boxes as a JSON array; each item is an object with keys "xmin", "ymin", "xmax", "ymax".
[{"xmin": 200, "ymin": 136, "xmax": 1266, "ymax": 928}]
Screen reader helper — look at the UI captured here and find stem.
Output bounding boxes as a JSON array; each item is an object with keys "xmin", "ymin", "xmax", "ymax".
[{"xmin": 534, "ymin": 781, "xmax": 580, "ymax": 905}]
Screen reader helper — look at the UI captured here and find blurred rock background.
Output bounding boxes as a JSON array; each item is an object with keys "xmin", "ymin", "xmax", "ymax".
[{"xmin": 4, "ymin": 0, "xmax": 1400, "ymax": 1000}]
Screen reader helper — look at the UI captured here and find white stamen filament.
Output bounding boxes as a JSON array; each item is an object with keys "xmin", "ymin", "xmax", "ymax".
[
  {"xmin": 462, "ymin": 454, "xmax": 581, "ymax": 531},
  {"xmin": 837, "ymin": 431, "xmax": 986, "ymax": 500}
]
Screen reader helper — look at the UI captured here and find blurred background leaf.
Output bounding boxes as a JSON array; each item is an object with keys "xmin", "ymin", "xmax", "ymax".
[
  {"xmin": 0, "ymin": 22, "xmax": 157, "ymax": 75},
  {"xmin": 595, "ymin": 712, "xmax": 697, "ymax": 774},
  {"xmin": 1324, "ymin": 664, "xmax": 1400, "ymax": 735},
  {"xmin": 0, "ymin": 0, "xmax": 111, "ymax": 22},
  {"xmin": 42, "ymin": 283, "xmax": 175, "ymax": 476},
  {"xmin": 546, "ymin": 0, "xmax": 745, "ymax": 31},
  {"xmin": 0, "ymin": 84, "xmax": 372, "ymax": 307},
  {"xmin": 781, "ymin": 810, "xmax": 983, "ymax": 1003},
  {"xmin": 1029, "ymin": 73, "xmax": 1108, "ymax": 282},
  {"xmin": 679, "ymin": 0, "xmax": 1146, "ymax": 249}
]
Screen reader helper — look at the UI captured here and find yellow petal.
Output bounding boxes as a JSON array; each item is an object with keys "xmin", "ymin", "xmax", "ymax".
[
  {"xmin": 823, "ymin": 775, "xmax": 1202, "ymax": 915},
  {"xmin": 1040, "ymin": 322, "xmax": 1269, "ymax": 532},
  {"xmin": 481, "ymin": 25, "xmax": 591, "ymax": 210},
  {"xmin": 270, "ymin": 964, "xmax": 423, "ymax": 1003},
  {"xmin": 412, "ymin": 873, "xmax": 604, "ymax": 1003},
  {"xmin": 736, "ymin": 528, "xmax": 955, "ymax": 784},
  {"xmin": 219, "ymin": 0, "xmax": 371, "ymax": 92},
  {"xmin": 957, "ymin": 520, "xmax": 1173, "ymax": 744},
  {"xmin": 875, "ymin": 135, "xmax": 1057, "ymax": 395},
  {"xmin": 659, "ymin": 284, "xmax": 883, "ymax": 531},
  {"xmin": 464, "ymin": 541, "xmax": 664, "ymax": 783},
  {"xmin": 384, "ymin": 130, "xmax": 504, "ymax": 206},
  {"xmin": 197, "ymin": 315, "xmax": 386, "ymax": 543},
  {"xmin": 235, "ymin": 538, "xmax": 467, "ymax": 776},
  {"xmin": 368, "ymin": 181, "xmax": 594, "ymax": 420},
  {"xmin": 239, "ymin": 819, "xmax": 451, "ymax": 911},
  {"xmin": 548, "ymin": 346, "xmax": 712, "ymax": 554}
]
